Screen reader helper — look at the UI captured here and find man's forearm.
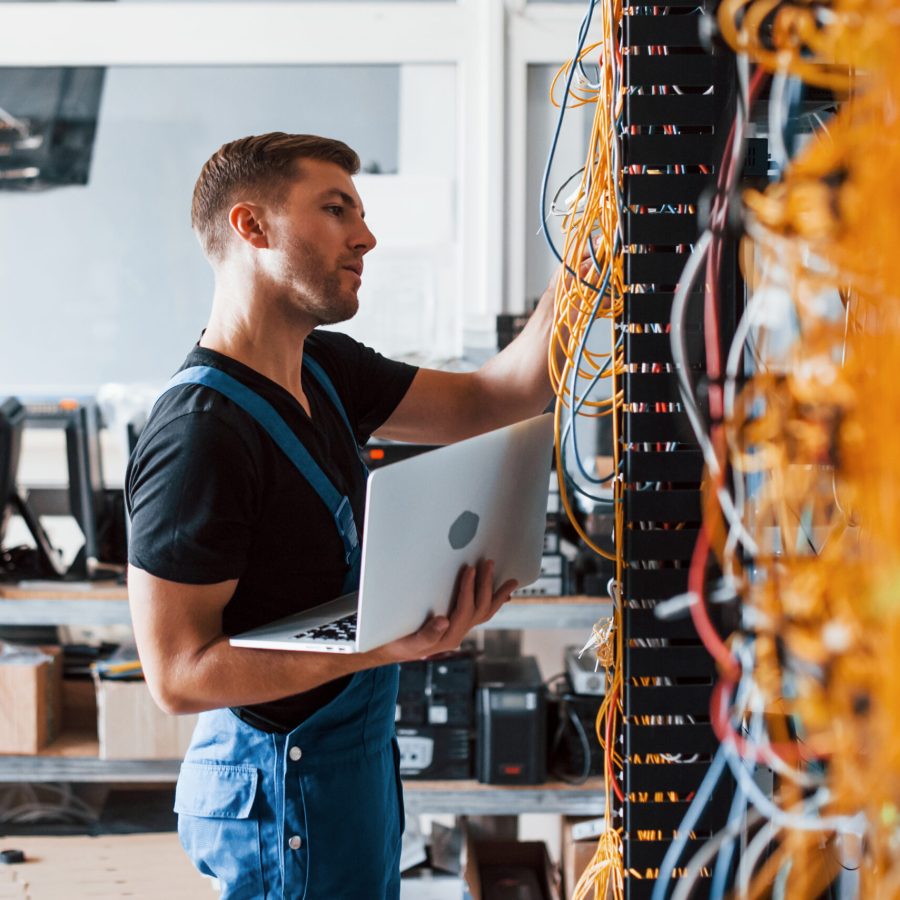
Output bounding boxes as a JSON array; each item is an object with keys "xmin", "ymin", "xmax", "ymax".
[
  {"xmin": 149, "ymin": 637, "xmax": 382, "ymax": 715},
  {"xmin": 472, "ymin": 281, "xmax": 560, "ymax": 427}
]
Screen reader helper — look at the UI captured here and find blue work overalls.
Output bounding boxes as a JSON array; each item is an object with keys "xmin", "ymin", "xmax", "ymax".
[{"xmin": 157, "ymin": 358, "xmax": 403, "ymax": 900}]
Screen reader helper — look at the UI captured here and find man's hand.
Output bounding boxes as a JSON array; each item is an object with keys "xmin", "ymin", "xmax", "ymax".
[{"xmin": 368, "ymin": 559, "xmax": 517, "ymax": 664}]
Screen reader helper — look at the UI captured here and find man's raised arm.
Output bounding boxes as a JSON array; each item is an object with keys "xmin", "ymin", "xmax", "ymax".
[{"xmin": 375, "ymin": 270, "xmax": 564, "ymax": 447}]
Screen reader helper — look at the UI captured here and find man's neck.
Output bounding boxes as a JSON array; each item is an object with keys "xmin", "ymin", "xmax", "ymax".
[{"xmin": 200, "ymin": 290, "xmax": 316, "ymax": 409}]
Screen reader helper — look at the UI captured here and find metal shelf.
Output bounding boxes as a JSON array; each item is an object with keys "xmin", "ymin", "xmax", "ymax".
[
  {"xmin": 0, "ymin": 599, "xmax": 131, "ymax": 626},
  {"xmin": 403, "ymin": 779, "xmax": 604, "ymax": 816},
  {"xmin": 0, "ymin": 589, "xmax": 609, "ymax": 814},
  {"xmin": 0, "ymin": 735, "xmax": 603, "ymax": 814},
  {"xmin": 0, "ymin": 585, "xmax": 611, "ymax": 629},
  {"xmin": 484, "ymin": 597, "xmax": 610, "ymax": 630}
]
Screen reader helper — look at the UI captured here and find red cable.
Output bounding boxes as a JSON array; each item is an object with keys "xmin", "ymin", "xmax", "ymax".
[
  {"xmin": 688, "ymin": 519, "xmax": 740, "ymax": 680},
  {"xmin": 690, "ymin": 67, "xmax": 772, "ymax": 677},
  {"xmin": 711, "ymin": 677, "xmax": 825, "ymax": 765}
]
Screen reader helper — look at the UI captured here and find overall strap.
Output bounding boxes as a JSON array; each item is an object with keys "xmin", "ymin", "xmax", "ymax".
[
  {"xmin": 157, "ymin": 366, "xmax": 359, "ymax": 572},
  {"xmin": 301, "ymin": 355, "xmax": 354, "ymax": 443},
  {"xmin": 302, "ymin": 353, "xmax": 368, "ymax": 479}
]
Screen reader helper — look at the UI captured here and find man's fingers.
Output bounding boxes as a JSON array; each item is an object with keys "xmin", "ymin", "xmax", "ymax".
[
  {"xmin": 449, "ymin": 564, "xmax": 476, "ymax": 624},
  {"xmin": 391, "ymin": 615, "xmax": 450, "ymax": 659},
  {"xmin": 421, "ymin": 615, "xmax": 450, "ymax": 639},
  {"xmin": 487, "ymin": 579, "xmax": 518, "ymax": 618},
  {"xmin": 473, "ymin": 559, "xmax": 495, "ymax": 615}
]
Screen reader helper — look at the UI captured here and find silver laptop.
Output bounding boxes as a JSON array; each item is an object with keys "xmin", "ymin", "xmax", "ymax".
[{"xmin": 229, "ymin": 413, "xmax": 554, "ymax": 654}]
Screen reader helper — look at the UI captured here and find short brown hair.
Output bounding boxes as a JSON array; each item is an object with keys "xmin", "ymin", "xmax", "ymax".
[{"xmin": 191, "ymin": 132, "xmax": 360, "ymax": 259}]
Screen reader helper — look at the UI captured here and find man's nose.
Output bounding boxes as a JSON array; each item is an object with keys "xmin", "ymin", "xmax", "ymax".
[{"xmin": 353, "ymin": 221, "xmax": 376, "ymax": 255}]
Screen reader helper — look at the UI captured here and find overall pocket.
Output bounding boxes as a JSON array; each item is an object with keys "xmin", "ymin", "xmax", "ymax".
[{"xmin": 174, "ymin": 761, "xmax": 265, "ymax": 899}]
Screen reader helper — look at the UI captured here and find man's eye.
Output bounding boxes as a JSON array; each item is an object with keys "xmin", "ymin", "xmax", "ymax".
[{"xmin": 325, "ymin": 205, "xmax": 343, "ymax": 216}]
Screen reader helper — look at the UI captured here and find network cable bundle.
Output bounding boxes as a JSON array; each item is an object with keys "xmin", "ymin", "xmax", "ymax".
[{"xmin": 537, "ymin": 0, "xmax": 899, "ymax": 894}]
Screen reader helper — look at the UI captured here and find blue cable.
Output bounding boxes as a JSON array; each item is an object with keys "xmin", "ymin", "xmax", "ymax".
[
  {"xmin": 650, "ymin": 746, "xmax": 729, "ymax": 900},
  {"xmin": 539, "ymin": 0, "xmax": 600, "ymax": 276},
  {"xmin": 708, "ymin": 778, "xmax": 748, "ymax": 899},
  {"xmin": 562, "ymin": 266, "xmax": 615, "ymax": 483},
  {"xmin": 561, "ymin": 339, "xmax": 621, "ymax": 490},
  {"xmin": 559, "ymin": 327, "xmax": 621, "ymax": 496}
]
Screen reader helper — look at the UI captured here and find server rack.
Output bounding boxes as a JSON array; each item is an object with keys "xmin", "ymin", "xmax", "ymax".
[{"xmin": 618, "ymin": 2, "xmax": 743, "ymax": 895}]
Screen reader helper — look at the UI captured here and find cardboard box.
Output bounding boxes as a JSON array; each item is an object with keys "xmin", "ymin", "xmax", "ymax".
[
  {"xmin": 561, "ymin": 817, "xmax": 601, "ymax": 897},
  {"xmin": 93, "ymin": 676, "xmax": 197, "ymax": 760},
  {"xmin": 464, "ymin": 837, "xmax": 560, "ymax": 900},
  {"xmin": 0, "ymin": 645, "xmax": 62, "ymax": 754}
]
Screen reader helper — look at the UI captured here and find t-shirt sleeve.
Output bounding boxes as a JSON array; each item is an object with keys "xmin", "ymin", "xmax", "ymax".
[
  {"xmin": 126, "ymin": 411, "xmax": 262, "ymax": 584},
  {"xmin": 309, "ymin": 331, "xmax": 418, "ymax": 445}
]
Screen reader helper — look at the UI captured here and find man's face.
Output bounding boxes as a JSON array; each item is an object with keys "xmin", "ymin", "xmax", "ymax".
[{"xmin": 264, "ymin": 159, "xmax": 376, "ymax": 326}]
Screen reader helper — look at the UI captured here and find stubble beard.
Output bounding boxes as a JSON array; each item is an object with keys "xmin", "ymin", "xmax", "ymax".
[{"xmin": 281, "ymin": 236, "xmax": 359, "ymax": 328}]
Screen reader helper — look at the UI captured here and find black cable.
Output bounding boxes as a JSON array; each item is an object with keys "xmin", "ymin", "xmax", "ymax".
[{"xmin": 549, "ymin": 688, "xmax": 594, "ymax": 785}]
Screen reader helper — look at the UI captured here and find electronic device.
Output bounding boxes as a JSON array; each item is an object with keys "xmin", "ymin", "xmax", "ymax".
[
  {"xmin": 565, "ymin": 646, "xmax": 606, "ymax": 697},
  {"xmin": 14, "ymin": 401, "xmax": 126, "ymax": 579},
  {"xmin": 512, "ymin": 575, "xmax": 564, "ymax": 597},
  {"xmin": 548, "ymin": 686, "xmax": 603, "ymax": 781},
  {"xmin": 539, "ymin": 553, "xmax": 563, "ymax": 577},
  {"xmin": 0, "ymin": 397, "xmax": 66, "ymax": 578},
  {"xmin": 476, "ymin": 656, "xmax": 547, "ymax": 785},
  {"xmin": 571, "ymin": 817, "xmax": 606, "ymax": 842},
  {"xmin": 65, "ymin": 404, "xmax": 107, "ymax": 574},
  {"xmin": 360, "ymin": 441, "xmax": 433, "ymax": 469},
  {"xmin": 542, "ymin": 530, "xmax": 559, "ymax": 554},
  {"xmin": 230, "ymin": 413, "xmax": 554, "ymax": 654},
  {"xmin": 397, "ymin": 654, "xmax": 475, "ymax": 726},
  {"xmin": 395, "ymin": 726, "xmax": 471, "ymax": 779},
  {"xmin": 0, "ymin": 67, "xmax": 105, "ymax": 190},
  {"xmin": 0, "ymin": 398, "xmax": 24, "ymax": 549}
]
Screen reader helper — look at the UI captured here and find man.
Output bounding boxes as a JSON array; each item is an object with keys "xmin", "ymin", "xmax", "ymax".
[{"xmin": 127, "ymin": 132, "xmax": 558, "ymax": 900}]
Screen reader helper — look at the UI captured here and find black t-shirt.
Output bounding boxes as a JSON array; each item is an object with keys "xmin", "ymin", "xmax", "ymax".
[{"xmin": 126, "ymin": 330, "xmax": 418, "ymax": 732}]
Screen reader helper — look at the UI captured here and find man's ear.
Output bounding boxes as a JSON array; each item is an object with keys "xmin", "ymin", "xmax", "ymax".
[{"xmin": 228, "ymin": 201, "xmax": 268, "ymax": 250}]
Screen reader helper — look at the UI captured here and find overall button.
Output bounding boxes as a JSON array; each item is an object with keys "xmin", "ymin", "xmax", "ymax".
[
  {"xmin": 289, "ymin": 746, "xmax": 302, "ymax": 762},
  {"xmin": 288, "ymin": 835, "xmax": 302, "ymax": 851}
]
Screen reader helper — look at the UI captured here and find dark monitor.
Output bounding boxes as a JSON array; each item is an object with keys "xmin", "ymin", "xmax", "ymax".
[
  {"xmin": 65, "ymin": 403, "xmax": 106, "ymax": 568},
  {"xmin": 0, "ymin": 398, "xmax": 25, "ymax": 547},
  {"xmin": 0, "ymin": 398, "xmax": 66, "ymax": 578},
  {"xmin": 24, "ymin": 400, "xmax": 123, "ymax": 577},
  {"xmin": 5, "ymin": 400, "xmax": 124, "ymax": 579}
]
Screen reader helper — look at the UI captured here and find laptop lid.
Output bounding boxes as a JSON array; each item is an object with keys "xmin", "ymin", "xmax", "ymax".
[{"xmin": 354, "ymin": 412, "xmax": 554, "ymax": 652}]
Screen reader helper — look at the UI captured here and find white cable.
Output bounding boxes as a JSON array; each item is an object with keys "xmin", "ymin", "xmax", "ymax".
[
  {"xmin": 768, "ymin": 71, "xmax": 791, "ymax": 173},
  {"xmin": 669, "ymin": 233, "xmax": 760, "ymax": 553},
  {"xmin": 719, "ymin": 708, "xmax": 863, "ymax": 834},
  {"xmin": 670, "ymin": 808, "xmax": 764, "ymax": 900},
  {"xmin": 737, "ymin": 820, "xmax": 780, "ymax": 898}
]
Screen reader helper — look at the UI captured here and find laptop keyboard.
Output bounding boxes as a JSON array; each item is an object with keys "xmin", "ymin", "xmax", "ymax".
[{"xmin": 293, "ymin": 613, "xmax": 357, "ymax": 644}]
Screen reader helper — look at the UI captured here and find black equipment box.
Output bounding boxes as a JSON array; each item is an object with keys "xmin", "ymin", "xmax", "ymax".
[
  {"xmin": 395, "ymin": 726, "xmax": 471, "ymax": 779},
  {"xmin": 476, "ymin": 657, "xmax": 547, "ymax": 785},
  {"xmin": 396, "ymin": 654, "xmax": 475, "ymax": 727}
]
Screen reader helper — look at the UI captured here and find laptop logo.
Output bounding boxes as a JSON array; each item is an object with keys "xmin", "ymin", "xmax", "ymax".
[{"xmin": 448, "ymin": 511, "xmax": 480, "ymax": 550}]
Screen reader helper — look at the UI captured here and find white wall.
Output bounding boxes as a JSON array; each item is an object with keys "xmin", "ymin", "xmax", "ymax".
[
  {"xmin": 0, "ymin": 6, "xmax": 600, "ymax": 387},
  {"xmin": 0, "ymin": 64, "xmax": 400, "ymax": 393}
]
